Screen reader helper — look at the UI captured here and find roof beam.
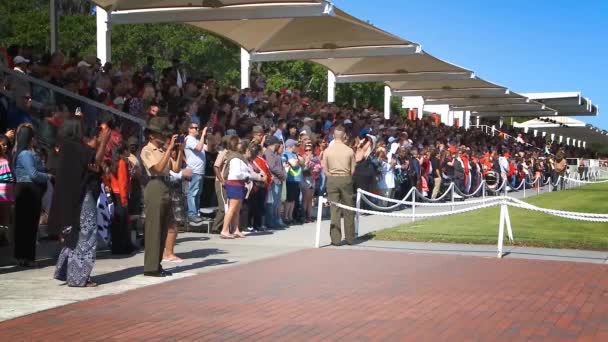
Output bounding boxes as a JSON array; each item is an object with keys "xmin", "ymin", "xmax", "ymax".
[
  {"xmin": 110, "ymin": 2, "xmax": 335, "ymax": 25},
  {"xmin": 473, "ymin": 110, "xmax": 558, "ymax": 117},
  {"xmin": 424, "ymin": 97, "xmax": 529, "ymax": 106},
  {"xmin": 451, "ymin": 103, "xmax": 546, "ymax": 111},
  {"xmin": 250, "ymin": 44, "xmax": 420, "ymax": 62},
  {"xmin": 335, "ymin": 71, "xmax": 472, "ymax": 83},
  {"xmin": 392, "ymin": 87, "xmax": 510, "ymax": 98}
]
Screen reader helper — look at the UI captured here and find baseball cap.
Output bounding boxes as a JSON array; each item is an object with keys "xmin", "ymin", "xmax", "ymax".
[
  {"xmin": 344, "ymin": 119, "xmax": 353, "ymax": 125},
  {"xmin": 285, "ymin": 139, "xmax": 298, "ymax": 148},
  {"xmin": 13, "ymin": 56, "xmax": 30, "ymax": 65},
  {"xmin": 251, "ymin": 125, "xmax": 264, "ymax": 134}
]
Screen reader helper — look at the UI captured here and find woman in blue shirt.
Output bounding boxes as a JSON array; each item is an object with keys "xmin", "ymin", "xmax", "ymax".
[{"xmin": 13, "ymin": 124, "xmax": 50, "ymax": 267}]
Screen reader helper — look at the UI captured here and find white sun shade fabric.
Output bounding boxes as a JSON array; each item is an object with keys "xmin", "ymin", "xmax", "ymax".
[
  {"xmin": 93, "ymin": 0, "xmax": 320, "ymax": 11},
  {"xmin": 188, "ymin": 8, "xmax": 409, "ymax": 52},
  {"xmin": 514, "ymin": 117, "xmax": 608, "ymax": 145},
  {"xmin": 523, "ymin": 92, "xmax": 599, "ymax": 117}
]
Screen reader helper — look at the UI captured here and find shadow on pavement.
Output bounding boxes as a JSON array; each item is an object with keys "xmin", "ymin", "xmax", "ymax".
[{"xmin": 93, "ymin": 248, "xmax": 234, "ymax": 285}]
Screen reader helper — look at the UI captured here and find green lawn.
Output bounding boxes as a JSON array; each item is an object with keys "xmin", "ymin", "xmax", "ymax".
[{"xmin": 371, "ymin": 183, "xmax": 608, "ymax": 250}]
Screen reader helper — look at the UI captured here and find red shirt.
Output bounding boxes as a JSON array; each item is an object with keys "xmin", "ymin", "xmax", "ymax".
[{"xmin": 110, "ymin": 159, "xmax": 130, "ymax": 206}]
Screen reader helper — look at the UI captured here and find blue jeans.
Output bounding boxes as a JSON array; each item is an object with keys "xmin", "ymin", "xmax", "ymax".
[
  {"xmin": 265, "ymin": 182, "xmax": 282, "ymax": 227},
  {"xmin": 187, "ymin": 174, "xmax": 203, "ymax": 218}
]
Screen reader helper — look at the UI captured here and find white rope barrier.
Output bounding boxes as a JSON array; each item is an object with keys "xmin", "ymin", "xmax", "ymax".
[
  {"xmin": 330, "ymin": 200, "xmax": 501, "ymax": 219},
  {"xmin": 316, "ymin": 176, "xmax": 608, "ymax": 257},
  {"xmin": 563, "ymin": 177, "xmax": 608, "ymax": 184},
  {"xmin": 414, "ymin": 183, "xmax": 455, "ymax": 202},
  {"xmin": 453, "ymin": 180, "xmax": 486, "ymax": 198}
]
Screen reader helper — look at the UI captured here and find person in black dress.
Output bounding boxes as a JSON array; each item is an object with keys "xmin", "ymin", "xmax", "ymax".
[{"xmin": 49, "ymin": 119, "xmax": 110, "ymax": 287}]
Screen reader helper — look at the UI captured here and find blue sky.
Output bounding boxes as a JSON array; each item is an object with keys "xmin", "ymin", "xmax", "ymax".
[{"xmin": 333, "ymin": 0, "xmax": 608, "ymax": 129}]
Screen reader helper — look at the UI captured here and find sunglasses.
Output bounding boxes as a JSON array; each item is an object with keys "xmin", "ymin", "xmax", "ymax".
[{"xmin": 190, "ymin": 126, "xmax": 199, "ymax": 130}]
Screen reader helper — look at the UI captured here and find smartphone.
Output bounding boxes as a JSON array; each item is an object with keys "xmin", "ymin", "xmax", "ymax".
[{"xmin": 176, "ymin": 135, "xmax": 185, "ymax": 144}]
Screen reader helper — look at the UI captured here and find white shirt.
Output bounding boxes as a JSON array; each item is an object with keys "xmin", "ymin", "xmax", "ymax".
[
  {"xmin": 184, "ymin": 135, "xmax": 206, "ymax": 175},
  {"xmin": 498, "ymin": 156, "xmax": 509, "ymax": 174},
  {"xmin": 227, "ymin": 158, "xmax": 251, "ymax": 181},
  {"xmin": 377, "ymin": 161, "xmax": 395, "ymax": 190}
]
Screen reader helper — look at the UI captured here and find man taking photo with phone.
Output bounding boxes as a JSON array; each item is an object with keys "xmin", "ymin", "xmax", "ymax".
[{"xmin": 184, "ymin": 123, "xmax": 208, "ymax": 225}]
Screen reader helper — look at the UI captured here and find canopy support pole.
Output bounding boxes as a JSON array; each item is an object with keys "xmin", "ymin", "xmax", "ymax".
[
  {"xmin": 96, "ymin": 6, "xmax": 111, "ymax": 64},
  {"xmin": 384, "ymin": 86, "xmax": 391, "ymax": 119},
  {"xmin": 240, "ymin": 48, "xmax": 250, "ymax": 90},
  {"xmin": 327, "ymin": 70, "xmax": 336, "ymax": 103},
  {"xmin": 50, "ymin": 0, "xmax": 58, "ymax": 53}
]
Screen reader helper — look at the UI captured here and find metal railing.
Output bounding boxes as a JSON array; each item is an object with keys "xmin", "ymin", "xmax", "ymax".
[
  {"xmin": 470, "ymin": 124, "xmax": 545, "ymax": 153},
  {"xmin": 1, "ymin": 64, "xmax": 146, "ymax": 128}
]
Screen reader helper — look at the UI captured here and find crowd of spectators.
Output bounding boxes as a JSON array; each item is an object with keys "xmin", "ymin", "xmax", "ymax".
[{"xmin": 0, "ymin": 46, "xmax": 598, "ymax": 281}]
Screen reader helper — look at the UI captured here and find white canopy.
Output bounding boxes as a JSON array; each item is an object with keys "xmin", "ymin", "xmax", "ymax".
[
  {"xmin": 514, "ymin": 117, "xmax": 608, "ymax": 145},
  {"xmin": 523, "ymin": 92, "xmax": 599, "ymax": 117},
  {"xmin": 89, "ymin": 0, "xmax": 601, "ymax": 123}
]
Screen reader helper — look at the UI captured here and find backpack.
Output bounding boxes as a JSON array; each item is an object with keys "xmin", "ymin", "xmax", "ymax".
[{"xmin": 221, "ymin": 150, "xmax": 248, "ymax": 180}]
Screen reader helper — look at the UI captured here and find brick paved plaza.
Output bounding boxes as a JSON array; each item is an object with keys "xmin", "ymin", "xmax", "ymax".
[{"xmin": 1, "ymin": 248, "xmax": 607, "ymax": 341}]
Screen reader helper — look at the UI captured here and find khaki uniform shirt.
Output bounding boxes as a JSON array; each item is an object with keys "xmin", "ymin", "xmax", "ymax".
[
  {"xmin": 140, "ymin": 142, "xmax": 169, "ymax": 176},
  {"xmin": 322, "ymin": 141, "xmax": 356, "ymax": 176},
  {"xmin": 214, "ymin": 150, "xmax": 227, "ymax": 182}
]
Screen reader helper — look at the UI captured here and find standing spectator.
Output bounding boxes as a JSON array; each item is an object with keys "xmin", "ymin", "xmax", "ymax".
[
  {"xmin": 220, "ymin": 137, "xmax": 265, "ymax": 239},
  {"xmin": 139, "ymin": 117, "xmax": 180, "ymax": 277},
  {"xmin": 142, "ymin": 56, "xmax": 156, "ymax": 81},
  {"xmin": 301, "ymin": 143, "xmax": 319, "ymax": 222},
  {"xmin": 322, "ymin": 125, "xmax": 356, "ymax": 246},
  {"xmin": 163, "ymin": 138, "xmax": 189, "ymax": 262},
  {"xmin": 247, "ymin": 143, "xmax": 269, "ymax": 231},
  {"xmin": 263, "ymin": 136, "xmax": 286, "ymax": 229},
  {"xmin": 282, "ymin": 139, "xmax": 303, "ymax": 224},
  {"xmin": 211, "ymin": 136, "xmax": 232, "ymax": 234},
  {"xmin": 498, "ymin": 150, "xmax": 510, "ymax": 186},
  {"xmin": 51, "ymin": 120, "xmax": 110, "ymax": 287},
  {"xmin": 430, "ymin": 150, "xmax": 442, "ymax": 199},
  {"xmin": 13, "ymin": 124, "xmax": 50, "ymax": 267},
  {"xmin": 184, "ymin": 123, "xmax": 207, "ymax": 224},
  {"xmin": 376, "ymin": 148, "xmax": 396, "ymax": 204},
  {"xmin": 109, "ymin": 142, "xmax": 134, "ymax": 255},
  {"xmin": 0, "ymin": 134, "xmax": 15, "ymax": 246},
  {"xmin": 7, "ymin": 93, "xmax": 35, "ymax": 130},
  {"xmin": 126, "ymin": 136, "xmax": 143, "ymax": 216},
  {"xmin": 554, "ymin": 151, "xmax": 567, "ymax": 191}
]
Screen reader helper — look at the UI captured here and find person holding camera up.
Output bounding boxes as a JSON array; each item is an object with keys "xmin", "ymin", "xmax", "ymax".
[
  {"xmin": 184, "ymin": 122, "xmax": 208, "ymax": 225},
  {"xmin": 139, "ymin": 117, "xmax": 181, "ymax": 277}
]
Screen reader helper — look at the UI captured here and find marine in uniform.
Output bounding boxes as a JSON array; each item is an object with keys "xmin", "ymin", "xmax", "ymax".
[
  {"xmin": 322, "ymin": 125, "xmax": 357, "ymax": 245},
  {"xmin": 139, "ymin": 117, "xmax": 179, "ymax": 277}
]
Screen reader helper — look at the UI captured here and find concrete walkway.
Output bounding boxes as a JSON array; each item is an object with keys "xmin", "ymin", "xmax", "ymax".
[{"xmin": 1, "ymin": 183, "xmax": 603, "ymax": 322}]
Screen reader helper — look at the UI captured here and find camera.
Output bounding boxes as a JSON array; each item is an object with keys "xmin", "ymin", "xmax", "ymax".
[{"xmin": 176, "ymin": 135, "xmax": 185, "ymax": 144}]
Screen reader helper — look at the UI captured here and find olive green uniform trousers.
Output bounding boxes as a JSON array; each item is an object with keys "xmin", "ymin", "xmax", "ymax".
[
  {"xmin": 326, "ymin": 176, "xmax": 355, "ymax": 245},
  {"xmin": 143, "ymin": 180, "xmax": 171, "ymax": 273}
]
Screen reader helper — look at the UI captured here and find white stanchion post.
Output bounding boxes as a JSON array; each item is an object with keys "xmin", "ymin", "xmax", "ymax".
[
  {"xmin": 412, "ymin": 190, "xmax": 416, "ymax": 223},
  {"xmin": 450, "ymin": 183, "xmax": 455, "ymax": 213},
  {"xmin": 523, "ymin": 180, "xmax": 526, "ymax": 198},
  {"xmin": 314, "ymin": 196, "xmax": 325, "ymax": 248},
  {"xmin": 355, "ymin": 191, "xmax": 361, "ymax": 237},
  {"xmin": 497, "ymin": 203, "xmax": 505, "ymax": 259},
  {"xmin": 504, "ymin": 179, "xmax": 508, "ymax": 197},
  {"xmin": 504, "ymin": 204, "xmax": 514, "ymax": 242},
  {"xmin": 482, "ymin": 181, "xmax": 486, "ymax": 205}
]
